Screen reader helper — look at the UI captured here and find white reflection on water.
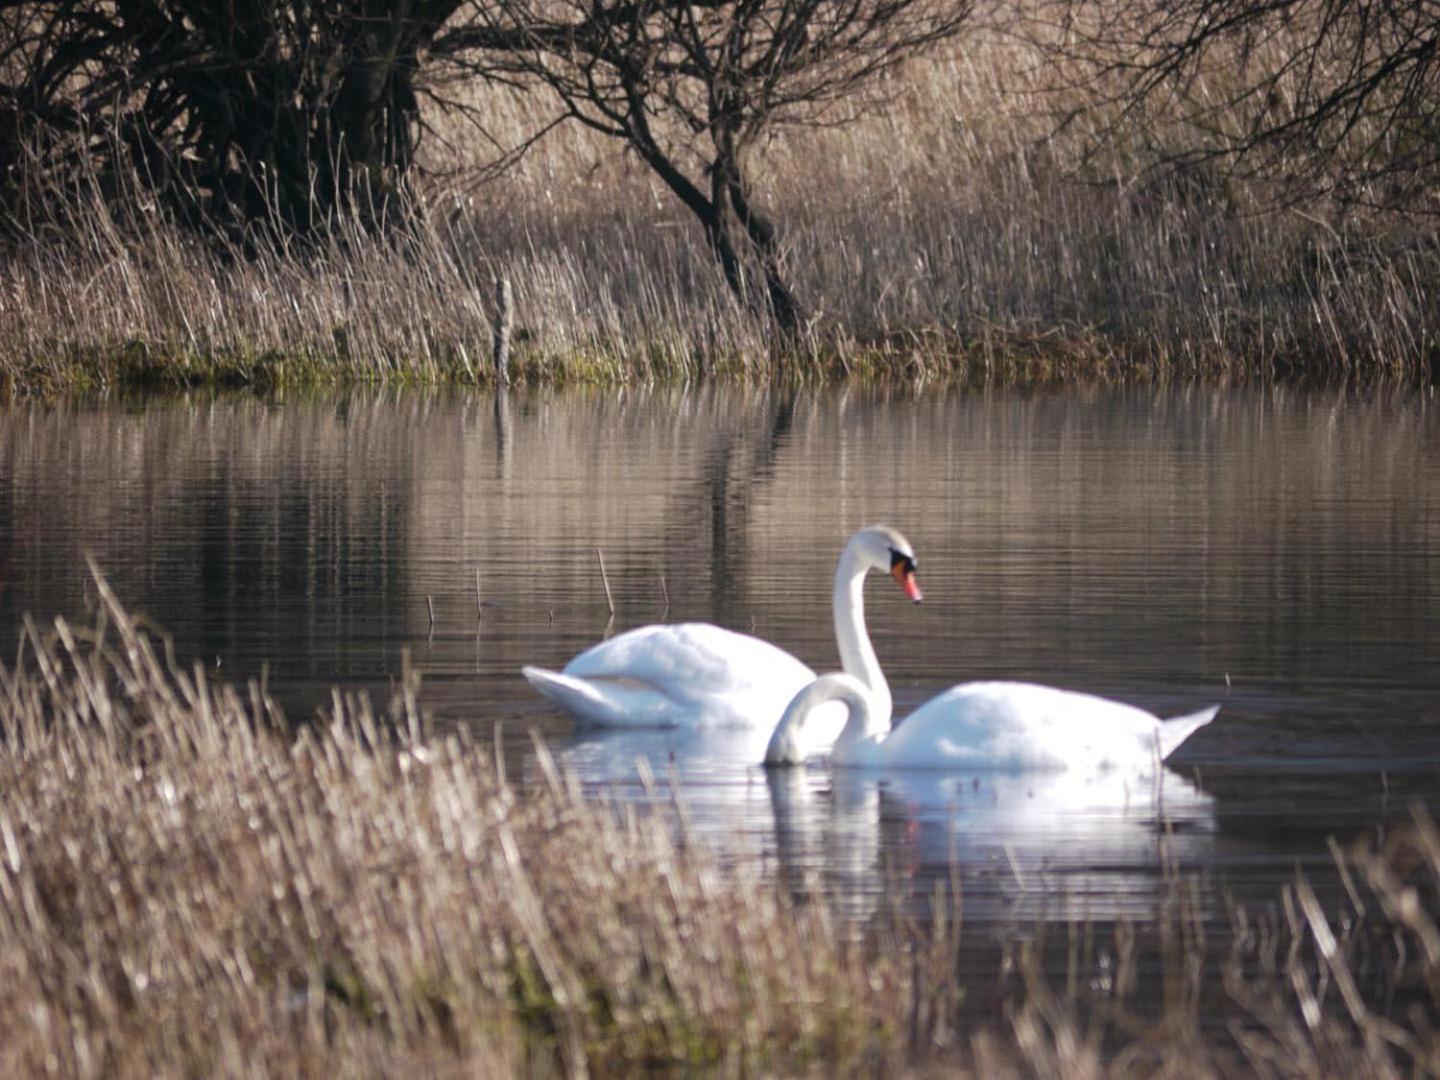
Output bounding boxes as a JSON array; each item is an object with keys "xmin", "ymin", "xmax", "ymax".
[
  {"xmin": 552, "ymin": 726, "xmax": 1216, "ymax": 923},
  {"xmin": 877, "ymin": 766, "xmax": 1216, "ymax": 924}
]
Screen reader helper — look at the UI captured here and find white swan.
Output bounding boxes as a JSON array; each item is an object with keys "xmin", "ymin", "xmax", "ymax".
[
  {"xmin": 765, "ymin": 672, "xmax": 1217, "ymax": 771},
  {"xmin": 521, "ymin": 526, "xmax": 921, "ymax": 739}
]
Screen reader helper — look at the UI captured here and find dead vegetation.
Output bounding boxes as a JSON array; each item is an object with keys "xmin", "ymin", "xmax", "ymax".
[
  {"xmin": 1, "ymin": 14, "xmax": 1438, "ymax": 393},
  {"xmin": 0, "ymin": 573, "xmax": 1436, "ymax": 1075}
]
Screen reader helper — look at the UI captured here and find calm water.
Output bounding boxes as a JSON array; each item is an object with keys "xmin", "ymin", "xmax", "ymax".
[{"xmin": 1, "ymin": 384, "xmax": 1437, "ymax": 932}]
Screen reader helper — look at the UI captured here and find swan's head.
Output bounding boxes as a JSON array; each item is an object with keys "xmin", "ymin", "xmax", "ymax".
[{"xmin": 849, "ymin": 525, "xmax": 922, "ymax": 603}]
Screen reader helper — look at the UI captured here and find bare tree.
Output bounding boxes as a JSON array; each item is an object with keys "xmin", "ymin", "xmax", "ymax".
[
  {"xmin": 442, "ymin": 0, "xmax": 972, "ymax": 335},
  {"xmin": 2, "ymin": 0, "xmax": 972, "ymax": 325},
  {"xmin": 0, "ymin": 1, "xmax": 471, "ymax": 237},
  {"xmin": 1046, "ymin": 0, "xmax": 1440, "ymax": 214}
]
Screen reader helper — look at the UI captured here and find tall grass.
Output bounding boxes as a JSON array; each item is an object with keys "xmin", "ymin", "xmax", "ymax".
[
  {"xmin": 1, "ymin": 574, "xmax": 1437, "ymax": 1075},
  {"xmin": 2, "ymin": 24, "xmax": 1437, "ymax": 394}
]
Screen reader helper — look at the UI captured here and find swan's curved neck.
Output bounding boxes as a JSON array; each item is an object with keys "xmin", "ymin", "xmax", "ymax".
[
  {"xmin": 834, "ymin": 544, "xmax": 892, "ymax": 729},
  {"xmin": 765, "ymin": 674, "xmax": 875, "ymax": 765}
]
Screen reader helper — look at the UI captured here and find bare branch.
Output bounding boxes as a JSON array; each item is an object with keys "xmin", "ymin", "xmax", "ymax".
[{"xmin": 1037, "ymin": 0, "xmax": 1440, "ymax": 214}]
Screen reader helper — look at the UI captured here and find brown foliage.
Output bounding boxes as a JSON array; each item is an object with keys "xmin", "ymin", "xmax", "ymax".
[
  {"xmin": 1035, "ymin": 0, "xmax": 1440, "ymax": 214},
  {"xmin": 0, "ymin": 571, "xmax": 1437, "ymax": 1074},
  {"xmin": 449, "ymin": 0, "xmax": 973, "ymax": 331},
  {"xmin": 0, "ymin": 1, "xmax": 469, "ymax": 236}
]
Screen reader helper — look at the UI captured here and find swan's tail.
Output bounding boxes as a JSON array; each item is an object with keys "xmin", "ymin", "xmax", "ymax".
[
  {"xmin": 521, "ymin": 666, "xmax": 615, "ymax": 725},
  {"xmin": 521, "ymin": 665, "xmax": 670, "ymax": 727},
  {"xmin": 1157, "ymin": 705, "xmax": 1219, "ymax": 760}
]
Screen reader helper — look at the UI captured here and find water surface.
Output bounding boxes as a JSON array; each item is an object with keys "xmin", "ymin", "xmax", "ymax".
[{"xmin": 2, "ymin": 384, "xmax": 1437, "ymax": 930}]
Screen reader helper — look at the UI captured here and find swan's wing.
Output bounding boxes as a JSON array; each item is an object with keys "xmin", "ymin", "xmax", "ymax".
[
  {"xmin": 548, "ymin": 622, "xmax": 819, "ymax": 728},
  {"xmin": 884, "ymin": 682, "xmax": 1165, "ymax": 770},
  {"xmin": 521, "ymin": 666, "xmax": 685, "ymax": 727},
  {"xmin": 565, "ymin": 623, "xmax": 815, "ymax": 702}
]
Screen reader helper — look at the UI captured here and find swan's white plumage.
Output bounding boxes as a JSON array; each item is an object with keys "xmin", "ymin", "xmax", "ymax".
[
  {"xmin": 521, "ymin": 526, "xmax": 917, "ymax": 754},
  {"xmin": 767, "ymin": 674, "xmax": 1217, "ymax": 772},
  {"xmin": 566, "ymin": 624, "xmax": 800, "ymax": 699},
  {"xmin": 524, "ymin": 623, "xmax": 820, "ymax": 728},
  {"xmin": 858, "ymin": 682, "xmax": 1215, "ymax": 770}
]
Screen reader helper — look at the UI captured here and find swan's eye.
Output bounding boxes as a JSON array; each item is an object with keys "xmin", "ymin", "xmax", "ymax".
[{"xmin": 889, "ymin": 550, "xmax": 915, "ymax": 574}]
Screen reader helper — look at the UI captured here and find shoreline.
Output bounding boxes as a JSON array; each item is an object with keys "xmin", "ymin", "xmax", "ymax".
[{"xmin": 3, "ymin": 329, "xmax": 1434, "ymax": 400}]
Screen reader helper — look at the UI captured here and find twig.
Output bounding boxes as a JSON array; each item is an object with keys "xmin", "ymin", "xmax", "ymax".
[
  {"xmin": 426, "ymin": 594, "xmax": 436, "ymax": 627},
  {"xmin": 475, "ymin": 568, "xmax": 483, "ymax": 620},
  {"xmin": 596, "ymin": 548, "xmax": 615, "ymax": 615},
  {"xmin": 1004, "ymin": 843, "xmax": 1028, "ymax": 892}
]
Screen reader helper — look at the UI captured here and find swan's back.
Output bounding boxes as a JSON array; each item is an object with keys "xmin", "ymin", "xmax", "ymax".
[
  {"xmin": 883, "ymin": 682, "xmax": 1176, "ymax": 771},
  {"xmin": 565, "ymin": 623, "xmax": 815, "ymax": 700},
  {"xmin": 539, "ymin": 622, "xmax": 833, "ymax": 730}
]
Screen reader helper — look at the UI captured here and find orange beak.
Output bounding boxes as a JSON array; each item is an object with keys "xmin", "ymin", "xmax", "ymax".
[{"xmin": 891, "ymin": 561, "xmax": 923, "ymax": 603}]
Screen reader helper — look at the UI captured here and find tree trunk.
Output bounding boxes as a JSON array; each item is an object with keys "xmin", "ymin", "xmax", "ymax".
[
  {"xmin": 622, "ymin": 99, "xmax": 805, "ymax": 337},
  {"xmin": 716, "ymin": 132, "xmax": 805, "ymax": 337},
  {"xmin": 727, "ymin": 177, "xmax": 803, "ymax": 337}
]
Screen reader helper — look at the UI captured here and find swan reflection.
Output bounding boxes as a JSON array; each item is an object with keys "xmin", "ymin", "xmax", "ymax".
[
  {"xmin": 550, "ymin": 727, "xmax": 1217, "ymax": 925},
  {"xmin": 555, "ymin": 727, "xmax": 884, "ymax": 919},
  {"xmin": 873, "ymin": 766, "xmax": 1216, "ymax": 925},
  {"xmin": 766, "ymin": 766, "xmax": 884, "ymax": 920}
]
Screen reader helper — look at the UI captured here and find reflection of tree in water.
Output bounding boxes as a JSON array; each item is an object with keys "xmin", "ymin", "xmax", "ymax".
[
  {"xmin": 660, "ymin": 388, "xmax": 797, "ymax": 626},
  {"xmin": 493, "ymin": 387, "xmax": 512, "ymax": 480},
  {"xmin": 0, "ymin": 397, "xmax": 416, "ymax": 709},
  {"xmin": 192, "ymin": 466, "xmax": 409, "ymax": 676}
]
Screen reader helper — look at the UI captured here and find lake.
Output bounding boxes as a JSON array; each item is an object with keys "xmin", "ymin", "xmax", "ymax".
[{"xmin": 2, "ymin": 383, "xmax": 1437, "ymax": 936}]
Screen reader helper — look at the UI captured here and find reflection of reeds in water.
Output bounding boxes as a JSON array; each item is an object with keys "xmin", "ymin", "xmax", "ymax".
[
  {"xmin": 1, "ymin": 578, "xmax": 1435, "ymax": 1074},
  {"xmin": 3, "ymin": 385, "xmax": 1434, "ymax": 719},
  {"xmin": 0, "ymin": 394, "xmax": 424, "ymax": 691},
  {"xmin": 2, "ymin": 31, "xmax": 1437, "ymax": 391}
]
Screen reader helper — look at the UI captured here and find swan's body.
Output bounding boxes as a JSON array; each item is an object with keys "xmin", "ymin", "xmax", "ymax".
[
  {"xmin": 522, "ymin": 622, "xmax": 816, "ymax": 728},
  {"xmin": 765, "ymin": 673, "xmax": 1217, "ymax": 771},
  {"xmin": 522, "ymin": 527, "xmax": 921, "ymax": 746}
]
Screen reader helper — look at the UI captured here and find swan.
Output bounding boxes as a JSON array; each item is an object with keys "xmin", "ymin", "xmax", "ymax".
[
  {"xmin": 765, "ymin": 672, "xmax": 1217, "ymax": 771},
  {"xmin": 521, "ymin": 526, "xmax": 922, "ymax": 739}
]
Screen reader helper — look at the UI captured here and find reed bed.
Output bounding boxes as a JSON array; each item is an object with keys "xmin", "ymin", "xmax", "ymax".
[
  {"xmin": 2, "ymin": 23, "xmax": 1437, "ymax": 395},
  {"xmin": 1, "ymin": 573, "xmax": 1437, "ymax": 1076}
]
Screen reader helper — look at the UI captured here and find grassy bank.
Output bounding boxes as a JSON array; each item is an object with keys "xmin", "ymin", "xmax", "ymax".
[
  {"xmin": 1, "ymin": 574, "xmax": 1437, "ymax": 1075},
  {"xmin": 3, "ymin": 26, "xmax": 1438, "ymax": 396}
]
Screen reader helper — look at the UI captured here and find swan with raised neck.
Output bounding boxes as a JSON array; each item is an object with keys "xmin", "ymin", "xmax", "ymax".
[
  {"xmin": 520, "ymin": 525, "xmax": 920, "ymax": 740},
  {"xmin": 832, "ymin": 525, "xmax": 921, "ymax": 731}
]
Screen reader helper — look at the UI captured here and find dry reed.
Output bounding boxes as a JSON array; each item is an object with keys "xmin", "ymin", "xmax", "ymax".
[
  {"xmin": 0, "ymin": 572, "xmax": 1436, "ymax": 1075},
  {"xmin": 1, "ymin": 23, "xmax": 1437, "ymax": 394}
]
